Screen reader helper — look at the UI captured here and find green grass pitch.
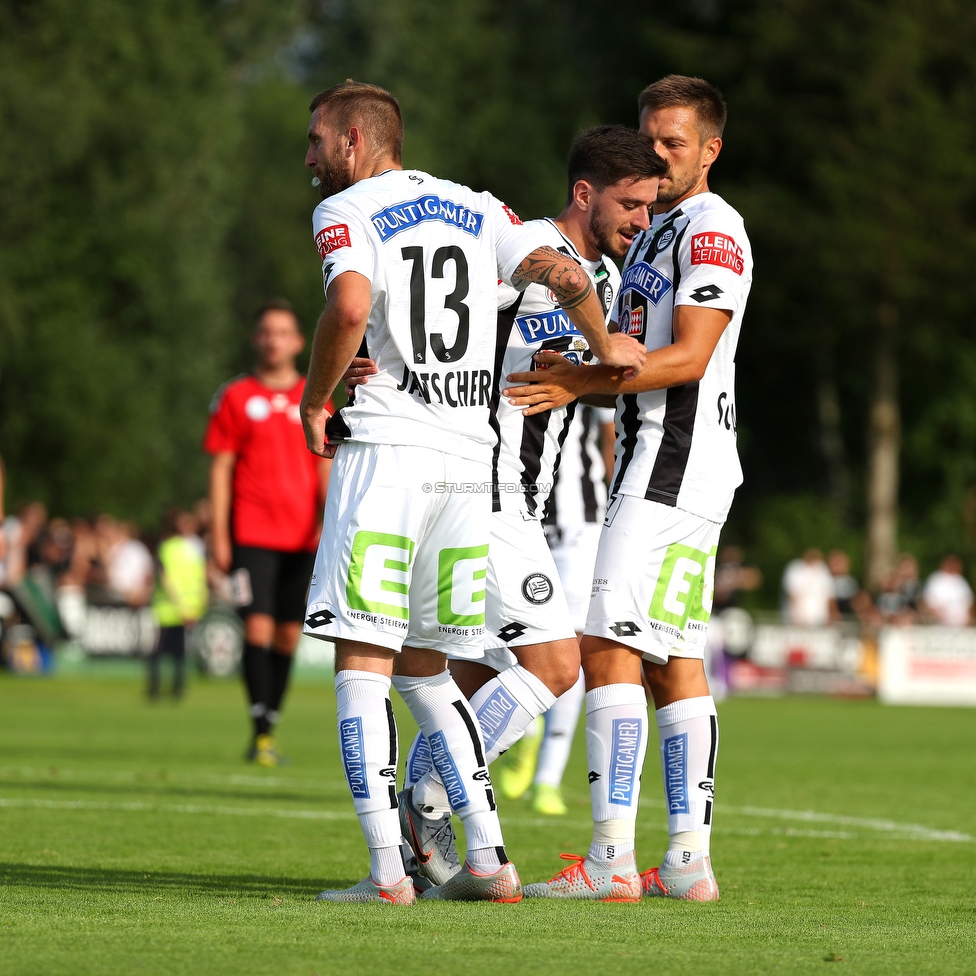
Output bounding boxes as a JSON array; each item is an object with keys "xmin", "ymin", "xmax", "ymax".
[{"xmin": 2, "ymin": 663, "xmax": 975, "ymax": 975}]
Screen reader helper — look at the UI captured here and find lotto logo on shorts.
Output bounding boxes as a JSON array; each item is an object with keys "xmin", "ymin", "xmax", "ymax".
[
  {"xmin": 608, "ymin": 718, "xmax": 643, "ymax": 806},
  {"xmin": 691, "ymin": 232, "xmax": 744, "ymax": 275},
  {"xmin": 476, "ymin": 687, "xmax": 517, "ymax": 754},
  {"xmin": 339, "ymin": 717, "xmax": 369, "ymax": 799},
  {"xmin": 664, "ymin": 732, "xmax": 690, "ymax": 814},
  {"xmin": 428, "ymin": 731, "xmax": 469, "ymax": 810},
  {"xmin": 315, "ymin": 223, "xmax": 351, "ymax": 258}
]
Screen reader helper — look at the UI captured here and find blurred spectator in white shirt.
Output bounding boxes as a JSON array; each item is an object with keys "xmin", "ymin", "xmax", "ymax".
[
  {"xmin": 0, "ymin": 502, "xmax": 47, "ymax": 588},
  {"xmin": 921, "ymin": 555, "xmax": 974, "ymax": 627},
  {"xmin": 783, "ymin": 548, "xmax": 837, "ymax": 626},
  {"xmin": 97, "ymin": 515, "xmax": 154, "ymax": 607}
]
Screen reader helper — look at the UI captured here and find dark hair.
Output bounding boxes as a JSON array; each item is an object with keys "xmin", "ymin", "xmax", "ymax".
[
  {"xmin": 254, "ymin": 299, "xmax": 297, "ymax": 328},
  {"xmin": 638, "ymin": 75, "xmax": 727, "ymax": 140},
  {"xmin": 309, "ymin": 80, "xmax": 403, "ymax": 163},
  {"xmin": 566, "ymin": 125, "xmax": 668, "ymax": 202}
]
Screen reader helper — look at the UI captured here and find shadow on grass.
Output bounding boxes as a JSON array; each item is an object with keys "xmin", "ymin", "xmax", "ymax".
[
  {"xmin": 0, "ymin": 862, "xmax": 353, "ymax": 897},
  {"xmin": 0, "ymin": 777, "xmax": 347, "ymax": 806}
]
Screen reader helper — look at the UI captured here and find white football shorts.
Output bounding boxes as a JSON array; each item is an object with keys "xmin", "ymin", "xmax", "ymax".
[
  {"xmin": 549, "ymin": 521, "xmax": 603, "ymax": 633},
  {"xmin": 304, "ymin": 442, "xmax": 491, "ymax": 657},
  {"xmin": 584, "ymin": 493, "xmax": 722, "ymax": 665},
  {"xmin": 464, "ymin": 512, "xmax": 576, "ymax": 673}
]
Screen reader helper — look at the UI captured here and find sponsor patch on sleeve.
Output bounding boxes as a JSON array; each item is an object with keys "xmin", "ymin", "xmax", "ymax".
[
  {"xmin": 691, "ymin": 231, "xmax": 743, "ymax": 275},
  {"xmin": 315, "ymin": 223, "xmax": 351, "ymax": 258},
  {"xmin": 502, "ymin": 204, "xmax": 523, "ymax": 225}
]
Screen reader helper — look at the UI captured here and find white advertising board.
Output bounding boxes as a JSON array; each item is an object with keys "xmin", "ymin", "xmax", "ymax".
[{"xmin": 878, "ymin": 626, "xmax": 976, "ymax": 706}]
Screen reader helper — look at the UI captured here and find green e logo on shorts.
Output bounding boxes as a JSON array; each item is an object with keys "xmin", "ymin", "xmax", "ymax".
[
  {"xmin": 437, "ymin": 545, "xmax": 489, "ymax": 627},
  {"xmin": 648, "ymin": 543, "xmax": 717, "ymax": 629},
  {"xmin": 346, "ymin": 531, "xmax": 415, "ymax": 620}
]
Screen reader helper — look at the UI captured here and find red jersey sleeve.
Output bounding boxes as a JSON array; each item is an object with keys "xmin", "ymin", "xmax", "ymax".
[{"xmin": 203, "ymin": 381, "xmax": 243, "ymax": 455}]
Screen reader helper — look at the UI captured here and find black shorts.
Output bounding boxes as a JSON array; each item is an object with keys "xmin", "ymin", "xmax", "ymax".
[{"xmin": 232, "ymin": 545, "xmax": 316, "ymax": 623}]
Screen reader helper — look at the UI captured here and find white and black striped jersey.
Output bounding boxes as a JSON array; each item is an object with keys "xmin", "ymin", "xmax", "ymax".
[
  {"xmin": 491, "ymin": 219, "xmax": 620, "ymax": 518},
  {"xmin": 314, "ymin": 170, "xmax": 550, "ymax": 464},
  {"xmin": 611, "ymin": 192, "xmax": 752, "ymax": 522},
  {"xmin": 544, "ymin": 405, "xmax": 616, "ymax": 538}
]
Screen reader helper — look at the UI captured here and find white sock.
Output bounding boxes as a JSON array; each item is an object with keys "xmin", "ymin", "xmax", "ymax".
[
  {"xmin": 369, "ymin": 843, "xmax": 407, "ymax": 886},
  {"xmin": 409, "ymin": 664, "xmax": 556, "ymax": 814},
  {"xmin": 534, "ymin": 669, "xmax": 584, "ymax": 788},
  {"xmin": 334, "ymin": 670, "xmax": 402, "ymax": 883},
  {"xmin": 466, "ymin": 845, "xmax": 508, "ymax": 873},
  {"xmin": 469, "ymin": 664, "xmax": 557, "ymax": 765},
  {"xmin": 585, "ymin": 683, "xmax": 648, "ymax": 863},
  {"xmin": 404, "ymin": 731, "xmax": 432, "ymax": 787},
  {"xmin": 656, "ymin": 695, "xmax": 718, "ymax": 860},
  {"xmin": 392, "ymin": 670, "xmax": 504, "ymax": 850}
]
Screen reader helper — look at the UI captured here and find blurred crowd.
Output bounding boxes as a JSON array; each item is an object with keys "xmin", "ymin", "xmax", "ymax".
[
  {"xmin": 0, "ymin": 501, "xmax": 213, "ymax": 608},
  {"xmin": 708, "ymin": 545, "xmax": 974, "ymax": 629},
  {"xmin": 0, "ymin": 501, "xmax": 217, "ymax": 694}
]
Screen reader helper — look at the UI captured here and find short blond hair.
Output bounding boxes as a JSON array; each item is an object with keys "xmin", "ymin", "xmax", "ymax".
[{"xmin": 310, "ymin": 80, "xmax": 403, "ymax": 162}]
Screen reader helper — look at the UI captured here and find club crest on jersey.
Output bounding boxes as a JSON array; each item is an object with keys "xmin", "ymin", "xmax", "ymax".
[
  {"xmin": 621, "ymin": 261, "xmax": 673, "ymax": 306},
  {"xmin": 371, "ymin": 195, "xmax": 485, "ymax": 241},
  {"xmin": 618, "ymin": 301, "xmax": 644, "ymax": 338},
  {"xmin": 515, "ymin": 308, "xmax": 581, "ymax": 345},
  {"xmin": 315, "ymin": 223, "xmax": 351, "ymax": 258},
  {"xmin": 691, "ymin": 232, "xmax": 744, "ymax": 275}
]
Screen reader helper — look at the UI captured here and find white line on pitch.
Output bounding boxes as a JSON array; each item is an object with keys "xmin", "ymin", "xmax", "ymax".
[{"xmin": 1, "ymin": 767, "xmax": 969, "ymax": 843}]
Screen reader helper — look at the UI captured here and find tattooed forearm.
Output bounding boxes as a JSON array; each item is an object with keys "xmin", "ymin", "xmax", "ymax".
[{"xmin": 512, "ymin": 246, "xmax": 592, "ymax": 306}]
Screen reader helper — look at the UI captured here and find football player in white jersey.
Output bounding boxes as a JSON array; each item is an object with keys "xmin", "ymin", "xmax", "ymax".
[
  {"xmin": 342, "ymin": 126, "xmax": 667, "ymax": 888},
  {"xmin": 504, "ymin": 76, "xmax": 751, "ymax": 902},
  {"xmin": 299, "ymin": 83, "xmax": 645, "ymax": 905}
]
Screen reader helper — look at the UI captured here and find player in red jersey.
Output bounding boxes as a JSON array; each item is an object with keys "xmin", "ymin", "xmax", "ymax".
[{"xmin": 205, "ymin": 300, "xmax": 332, "ymax": 765}]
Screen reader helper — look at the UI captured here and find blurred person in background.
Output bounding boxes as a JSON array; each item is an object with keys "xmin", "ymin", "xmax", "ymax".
[
  {"xmin": 782, "ymin": 548, "xmax": 837, "ymax": 626},
  {"xmin": 96, "ymin": 515, "xmax": 154, "ymax": 607},
  {"xmin": 205, "ymin": 300, "xmax": 332, "ymax": 766},
  {"xmin": 713, "ymin": 545, "xmax": 762, "ymax": 612},
  {"xmin": 876, "ymin": 553, "xmax": 922, "ymax": 625},
  {"xmin": 826, "ymin": 549, "xmax": 858, "ymax": 616},
  {"xmin": 149, "ymin": 510, "xmax": 208, "ymax": 700},
  {"xmin": 1, "ymin": 502, "xmax": 48, "ymax": 588},
  {"xmin": 921, "ymin": 555, "xmax": 974, "ymax": 626},
  {"xmin": 0, "ymin": 455, "xmax": 6, "ymax": 565}
]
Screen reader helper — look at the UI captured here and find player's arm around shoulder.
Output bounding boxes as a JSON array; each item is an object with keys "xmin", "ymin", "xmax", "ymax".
[{"xmin": 511, "ymin": 245, "xmax": 645, "ymax": 375}]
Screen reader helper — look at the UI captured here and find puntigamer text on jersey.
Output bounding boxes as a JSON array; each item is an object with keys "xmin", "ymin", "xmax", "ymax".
[{"xmin": 371, "ymin": 195, "xmax": 485, "ymax": 241}]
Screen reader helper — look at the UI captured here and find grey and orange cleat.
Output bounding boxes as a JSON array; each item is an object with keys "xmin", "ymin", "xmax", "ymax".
[
  {"xmin": 398, "ymin": 787, "xmax": 461, "ymax": 885},
  {"xmin": 523, "ymin": 852, "xmax": 642, "ymax": 901},
  {"xmin": 315, "ymin": 876, "xmax": 416, "ymax": 905},
  {"xmin": 419, "ymin": 861, "xmax": 523, "ymax": 903},
  {"xmin": 641, "ymin": 855, "xmax": 720, "ymax": 901}
]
